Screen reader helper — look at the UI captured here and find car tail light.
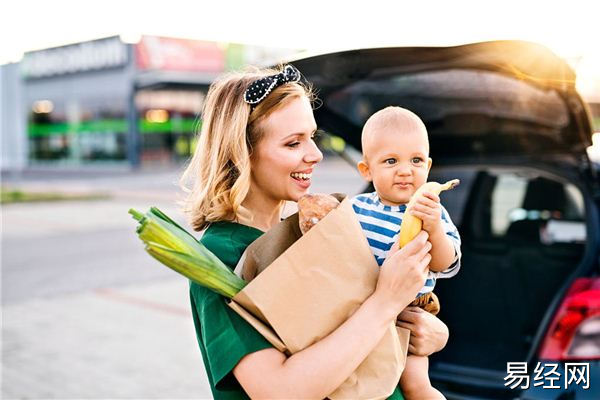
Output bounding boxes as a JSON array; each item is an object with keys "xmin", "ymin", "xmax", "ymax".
[{"xmin": 538, "ymin": 277, "xmax": 600, "ymax": 360}]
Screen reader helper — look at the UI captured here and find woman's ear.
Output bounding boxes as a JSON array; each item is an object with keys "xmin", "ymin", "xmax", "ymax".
[{"xmin": 357, "ymin": 160, "xmax": 372, "ymax": 181}]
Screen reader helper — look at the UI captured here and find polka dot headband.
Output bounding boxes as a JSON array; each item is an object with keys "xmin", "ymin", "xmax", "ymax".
[{"xmin": 244, "ymin": 65, "xmax": 301, "ymax": 106}]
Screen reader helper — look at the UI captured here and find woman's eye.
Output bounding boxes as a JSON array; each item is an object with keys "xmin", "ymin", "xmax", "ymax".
[{"xmin": 287, "ymin": 142, "xmax": 300, "ymax": 148}]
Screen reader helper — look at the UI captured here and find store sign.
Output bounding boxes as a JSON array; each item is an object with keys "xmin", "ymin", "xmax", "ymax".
[
  {"xmin": 22, "ymin": 37, "xmax": 128, "ymax": 79},
  {"xmin": 135, "ymin": 36, "xmax": 224, "ymax": 72},
  {"xmin": 135, "ymin": 90, "xmax": 205, "ymax": 114}
]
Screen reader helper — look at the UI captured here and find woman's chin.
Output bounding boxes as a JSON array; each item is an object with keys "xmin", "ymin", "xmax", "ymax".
[
  {"xmin": 289, "ymin": 188, "xmax": 309, "ymax": 202},
  {"xmin": 289, "ymin": 177, "xmax": 312, "ymax": 198}
]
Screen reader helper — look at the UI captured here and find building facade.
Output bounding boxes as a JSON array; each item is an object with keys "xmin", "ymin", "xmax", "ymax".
[
  {"xmin": 4, "ymin": 36, "xmax": 297, "ymax": 171},
  {"xmin": 1, "ymin": 62, "xmax": 27, "ymax": 171}
]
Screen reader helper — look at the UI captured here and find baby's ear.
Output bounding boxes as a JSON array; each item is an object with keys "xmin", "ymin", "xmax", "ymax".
[
  {"xmin": 357, "ymin": 160, "xmax": 372, "ymax": 181},
  {"xmin": 427, "ymin": 157, "xmax": 433, "ymax": 173}
]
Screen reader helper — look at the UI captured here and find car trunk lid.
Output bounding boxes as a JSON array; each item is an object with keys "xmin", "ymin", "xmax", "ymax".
[{"xmin": 291, "ymin": 41, "xmax": 594, "ymax": 166}]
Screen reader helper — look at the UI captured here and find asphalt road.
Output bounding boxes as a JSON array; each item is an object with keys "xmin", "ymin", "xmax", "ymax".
[{"xmin": 2, "ymin": 157, "xmax": 364, "ymax": 304}]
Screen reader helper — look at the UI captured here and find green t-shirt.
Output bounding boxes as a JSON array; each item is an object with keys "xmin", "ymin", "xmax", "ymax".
[
  {"xmin": 190, "ymin": 221, "xmax": 271, "ymax": 399},
  {"xmin": 190, "ymin": 220, "xmax": 404, "ymax": 400}
]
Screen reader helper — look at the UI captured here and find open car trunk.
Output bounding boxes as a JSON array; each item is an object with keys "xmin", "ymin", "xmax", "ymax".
[
  {"xmin": 290, "ymin": 41, "xmax": 595, "ymax": 397},
  {"xmin": 427, "ymin": 166, "xmax": 587, "ymax": 397}
]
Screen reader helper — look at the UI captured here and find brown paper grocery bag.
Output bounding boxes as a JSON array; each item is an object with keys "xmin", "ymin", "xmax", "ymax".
[{"xmin": 229, "ymin": 196, "xmax": 409, "ymax": 399}]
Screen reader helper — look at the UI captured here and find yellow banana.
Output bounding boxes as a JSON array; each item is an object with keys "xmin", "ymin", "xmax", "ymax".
[{"xmin": 397, "ymin": 179, "xmax": 460, "ymax": 248}]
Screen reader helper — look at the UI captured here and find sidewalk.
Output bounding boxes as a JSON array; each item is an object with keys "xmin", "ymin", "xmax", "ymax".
[
  {"xmin": 1, "ymin": 166, "xmax": 185, "ymax": 202},
  {"xmin": 2, "ymin": 167, "xmax": 211, "ymax": 399},
  {"xmin": 2, "ymin": 277, "xmax": 212, "ymax": 399}
]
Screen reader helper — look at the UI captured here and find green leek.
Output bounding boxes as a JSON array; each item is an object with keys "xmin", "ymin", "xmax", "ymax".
[{"xmin": 129, "ymin": 207, "xmax": 247, "ymax": 298}]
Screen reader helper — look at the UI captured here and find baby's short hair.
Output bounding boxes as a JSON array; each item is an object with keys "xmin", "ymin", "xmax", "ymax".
[{"xmin": 361, "ymin": 106, "xmax": 429, "ymax": 154}]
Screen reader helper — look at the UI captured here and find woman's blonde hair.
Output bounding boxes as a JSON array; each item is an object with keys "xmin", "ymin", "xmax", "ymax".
[{"xmin": 179, "ymin": 66, "xmax": 315, "ymax": 231}]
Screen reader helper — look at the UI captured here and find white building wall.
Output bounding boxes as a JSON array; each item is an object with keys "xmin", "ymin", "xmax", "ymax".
[{"xmin": 1, "ymin": 62, "xmax": 27, "ymax": 172}]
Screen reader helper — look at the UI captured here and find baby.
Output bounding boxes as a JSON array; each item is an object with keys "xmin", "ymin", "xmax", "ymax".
[{"xmin": 351, "ymin": 106, "xmax": 461, "ymax": 400}]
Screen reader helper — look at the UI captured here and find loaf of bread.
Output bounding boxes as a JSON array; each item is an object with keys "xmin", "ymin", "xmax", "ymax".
[{"xmin": 297, "ymin": 193, "xmax": 340, "ymax": 234}]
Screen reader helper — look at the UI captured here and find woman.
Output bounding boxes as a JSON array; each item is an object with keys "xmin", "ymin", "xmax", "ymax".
[{"xmin": 180, "ymin": 65, "xmax": 449, "ymax": 399}]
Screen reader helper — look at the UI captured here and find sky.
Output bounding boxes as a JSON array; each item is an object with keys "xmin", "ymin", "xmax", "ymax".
[{"xmin": 2, "ymin": 0, "xmax": 599, "ymax": 99}]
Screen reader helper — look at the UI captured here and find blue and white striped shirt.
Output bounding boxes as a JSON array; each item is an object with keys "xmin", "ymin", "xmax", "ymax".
[{"xmin": 351, "ymin": 191, "xmax": 461, "ymax": 298}]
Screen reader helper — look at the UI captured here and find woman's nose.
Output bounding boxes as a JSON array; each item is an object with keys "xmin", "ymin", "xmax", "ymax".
[{"xmin": 304, "ymin": 141, "xmax": 323, "ymax": 164}]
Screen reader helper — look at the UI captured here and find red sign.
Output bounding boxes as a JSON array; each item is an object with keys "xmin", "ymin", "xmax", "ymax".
[{"xmin": 135, "ymin": 36, "xmax": 225, "ymax": 72}]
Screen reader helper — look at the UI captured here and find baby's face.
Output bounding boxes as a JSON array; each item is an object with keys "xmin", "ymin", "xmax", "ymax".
[{"xmin": 361, "ymin": 127, "xmax": 431, "ymax": 206}]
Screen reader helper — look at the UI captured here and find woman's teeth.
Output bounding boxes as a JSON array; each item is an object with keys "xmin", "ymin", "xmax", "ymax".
[{"xmin": 291, "ymin": 172, "xmax": 311, "ymax": 180}]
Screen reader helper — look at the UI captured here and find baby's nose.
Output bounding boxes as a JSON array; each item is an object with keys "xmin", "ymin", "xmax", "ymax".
[{"xmin": 396, "ymin": 164, "xmax": 411, "ymax": 175}]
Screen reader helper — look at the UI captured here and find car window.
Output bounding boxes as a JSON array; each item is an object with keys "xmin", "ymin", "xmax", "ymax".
[
  {"xmin": 491, "ymin": 172, "xmax": 586, "ymax": 243},
  {"xmin": 491, "ymin": 174, "xmax": 528, "ymax": 235}
]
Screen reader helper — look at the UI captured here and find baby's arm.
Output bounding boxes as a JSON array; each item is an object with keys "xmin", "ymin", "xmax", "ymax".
[
  {"xmin": 408, "ymin": 192, "xmax": 457, "ymax": 272},
  {"xmin": 427, "ymin": 225, "xmax": 456, "ymax": 272}
]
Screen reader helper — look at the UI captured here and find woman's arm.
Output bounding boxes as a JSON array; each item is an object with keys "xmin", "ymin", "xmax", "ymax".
[
  {"xmin": 396, "ymin": 307, "xmax": 449, "ymax": 356},
  {"xmin": 234, "ymin": 231, "xmax": 432, "ymax": 399}
]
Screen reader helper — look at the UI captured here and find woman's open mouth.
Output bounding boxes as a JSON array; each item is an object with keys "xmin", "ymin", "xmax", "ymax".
[{"xmin": 291, "ymin": 172, "xmax": 312, "ymax": 188}]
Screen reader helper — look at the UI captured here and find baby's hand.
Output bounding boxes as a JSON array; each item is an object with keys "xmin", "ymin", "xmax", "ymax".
[{"xmin": 409, "ymin": 192, "xmax": 443, "ymax": 235}]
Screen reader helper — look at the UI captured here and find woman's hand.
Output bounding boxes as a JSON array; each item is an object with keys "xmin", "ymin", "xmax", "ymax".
[
  {"xmin": 373, "ymin": 231, "xmax": 431, "ymax": 320},
  {"xmin": 396, "ymin": 307, "xmax": 449, "ymax": 356}
]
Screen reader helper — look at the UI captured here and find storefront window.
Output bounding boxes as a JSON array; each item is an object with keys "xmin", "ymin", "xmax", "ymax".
[
  {"xmin": 136, "ymin": 89, "xmax": 204, "ymax": 164},
  {"xmin": 28, "ymin": 98, "xmax": 128, "ymax": 163}
]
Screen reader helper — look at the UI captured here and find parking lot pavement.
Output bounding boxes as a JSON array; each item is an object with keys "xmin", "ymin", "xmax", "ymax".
[
  {"xmin": 2, "ymin": 277, "xmax": 213, "ymax": 399},
  {"xmin": 1, "ymin": 156, "xmax": 365, "ymax": 399}
]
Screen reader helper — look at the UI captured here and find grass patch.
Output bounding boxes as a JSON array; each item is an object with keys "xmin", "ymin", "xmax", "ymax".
[{"xmin": 1, "ymin": 189, "xmax": 110, "ymax": 204}]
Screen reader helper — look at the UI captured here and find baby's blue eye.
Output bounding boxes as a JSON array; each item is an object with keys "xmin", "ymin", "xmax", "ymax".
[
  {"xmin": 385, "ymin": 158, "xmax": 396, "ymax": 165},
  {"xmin": 412, "ymin": 157, "xmax": 423, "ymax": 164}
]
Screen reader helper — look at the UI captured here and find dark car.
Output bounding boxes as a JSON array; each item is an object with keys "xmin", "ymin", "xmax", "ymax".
[{"xmin": 291, "ymin": 41, "xmax": 600, "ymax": 399}]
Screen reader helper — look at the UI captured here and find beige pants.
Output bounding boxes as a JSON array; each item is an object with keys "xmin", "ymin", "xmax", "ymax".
[{"xmin": 409, "ymin": 291, "xmax": 440, "ymax": 315}]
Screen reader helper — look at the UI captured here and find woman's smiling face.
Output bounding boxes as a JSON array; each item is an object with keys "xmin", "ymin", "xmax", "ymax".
[{"xmin": 250, "ymin": 95, "xmax": 323, "ymax": 203}]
